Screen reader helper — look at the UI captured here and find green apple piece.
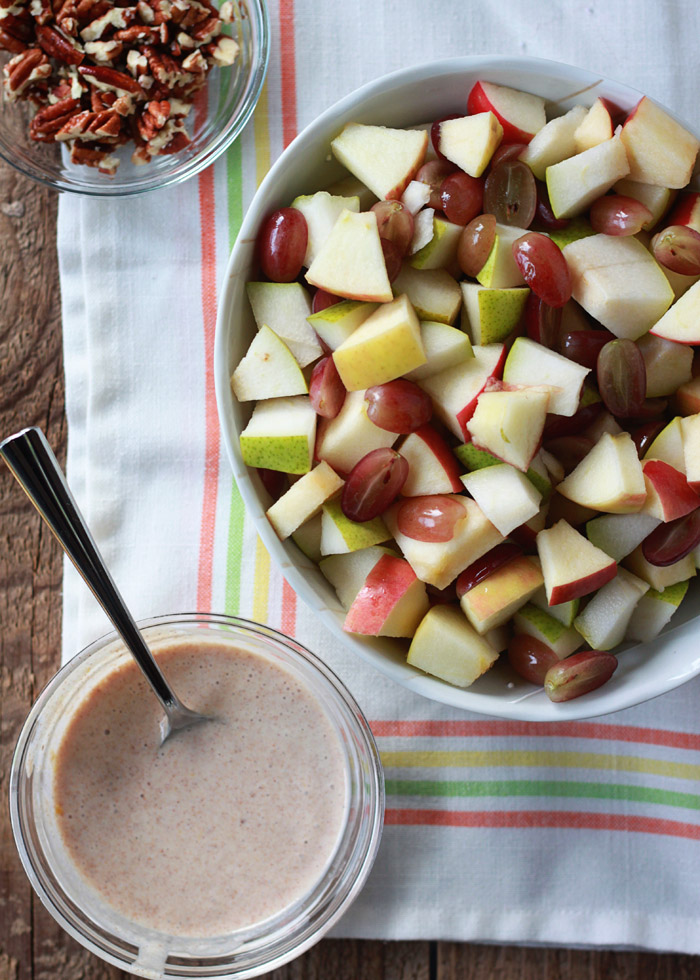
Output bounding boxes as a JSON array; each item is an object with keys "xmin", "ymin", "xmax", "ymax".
[
  {"xmin": 407, "ymin": 604, "xmax": 498, "ymax": 688},
  {"xmin": 404, "ymin": 321, "xmax": 474, "ymax": 381},
  {"xmin": 307, "ymin": 300, "xmax": 378, "ymax": 350},
  {"xmin": 332, "ymin": 293, "xmax": 425, "ymax": 390},
  {"xmin": 266, "ymin": 461, "xmax": 344, "ymax": 540},
  {"xmin": 316, "ymin": 389, "xmax": 397, "ymax": 474},
  {"xmin": 546, "ymin": 133, "xmax": 630, "ymax": 219},
  {"xmin": 467, "ymin": 387, "xmax": 550, "ymax": 473},
  {"xmin": 319, "ymin": 544, "xmax": 395, "ymax": 609},
  {"xmin": 557, "ymin": 431, "xmax": 646, "ymax": 513},
  {"xmin": 476, "ymin": 223, "xmax": 527, "ymax": 288},
  {"xmin": 410, "ymin": 215, "xmax": 463, "ymax": 270},
  {"xmin": 291, "ymin": 513, "xmax": 323, "ymax": 563},
  {"xmin": 548, "ymin": 217, "xmax": 595, "ymax": 250},
  {"xmin": 530, "ymin": 586, "xmax": 579, "ymax": 628},
  {"xmin": 624, "ymin": 545, "xmax": 696, "ymax": 591},
  {"xmin": 460, "ymin": 555, "xmax": 544, "ymax": 634},
  {"xmin": 573, "ymin": 567, "xmax": 649, "ymax": 650},
  {"xmin": 624, "ymin": 580, "xmax": 690, "ymax": 642},
  {"xmin": 563, "ymin": 234, "xmax": 674, "ymax": 340},
  {"xmin": 513, "ymin": 602, "xmax": 583, "ymax": 658},
  {"xmin": 620, "ymin": 96, "xmax": 700, "ymax": 188},
  {"xmin": 306, "ymin": 209, "xmax": 392, "ymax": 303},
  {"xmin": 573, "ymin": 98, "xmax": 613, "ymax": 153},
  {"xmin": 454, "ymin": 442, "xmax": 552, "ymax": 500},
  {"xmin": 438, "ymin": 112, "xmax": 503, "ymax": 178},
  {"xmin": 291, "ymin": 191, "xmax": 360, "ymax": 267},
  {"xmin": 650, "ymin": 280, "xmax": 700, "ymax": 344},
  {"xmin": 330, "ymin": 122, "xmax": 428, "ymax": 201},
  {"xmin": 344, "ymin": 554, "xmax": 430, "ymax": 637},
  {"xmin": 461, "ymin": 283, "xmax": 530, "ymax": 345},
  {"xmin": 239, "ymin": 396, "xmax": 316, "ymax": 474},
  {"xmin": 643, "ymin": 416, "xmax": 686, "ymax": 471},
  {"xmin": 246, "ymin": 281, "xmax": 321, "ymax": 367},
  {"xmin": 392, "ymin": 264, "xmax": 462, "ymax": 323},
  {"xmin": 325, "ymin": 173, "xmax": 378, "ymax": 210},
  {"xmin": 585, "ymin": 511, "xmax": 661, "ymax": 562},
  {"xmin": 320, "ymin": 497, "xmax": 391, "ymax": 555},
  {"xmin": 528, "ymin": 452, "xmax": 555, "ymax": 498},
  {"xmin": 503, "ymin": 336, "xmax": 590, "ymax": 417},
  {"xmin": 614, "ymin": 178, "xmax": 674, "ymax": 231},
  {"xmin": 231, "ymin": 325, "xmax": 307, "ymax": 402},
  {"xmin": 519, "ymin": 105, "xmax": 587, "ymax": 181},
  {"xmin": 461, "ymin": 464, "xmax": 541, "ymax": 538}
]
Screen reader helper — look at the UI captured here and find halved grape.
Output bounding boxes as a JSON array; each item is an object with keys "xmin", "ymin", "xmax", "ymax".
[
  {"xmin": 312, "ymin": 288, "xmax": 342, "ymax": 313},
  {"xmin": 397, "ymin": 495, "xmax": 466, "ymax": 542},
  {"xmin": 440, "ymin": 172, "xmax": 484, "ymax": 226},
  {"xmin": 642, "ymin": 509, "xmax": 700, "ymax": 566},
  {"xmin": 560, "ymin": 329, "xmax": 615, "ymax": 368},
  {"xmin": 544, "ymin": 651, "xmax": 618, "ymax": 702},
  {"xmin": 416, "ymin": 159, "xmax": 458, "ymax": 209},
  {"xmin": 365, "ymin": 380, "xmax": 433, "ymax": 433},
  {"xmin": 483, "ymin": 160, "xmax": 537, "ymax": 228},
  {"xmin": 381, "ymin": 238, "xmax": 403, "ymax": 283},
  {"xmin": 596, "ymin": 339, "xmax": 646, "ymax": 418},
  {"xmin": 533, "ymin": 180, "xmax": 569, "ymax": 232},
  {"xmin": 512, "ymin": 232, "xmax": 572, "ymax": 307},
  {"xmin": 590, "ymin": 194, "xmax": 653, "ymax": 236},
  {"xmin": 257, "ymin": 467, "xmax": 288, "ymax": 501},
  {"xmin": 489, "ymin": 142, "xmax": 528, "ymax": 169},
  {"xmin": 508, "ymin": 634, "xmax": 559, "ymax": 685},
  {"xmin": 309, "ymin": 357, "xmax": 346, "ymax": 419},
  {"xmin": 455, "ymin": 543, "xmax": 523, "ymax": 597},
  {"xmin": 371, "ymin": 200, "xmax": 415, "ymax": 255},
  {"xmin": 341, "ymin": 449, "xmax": 408, "ymax": 522},
  {"xmin": 652, "ymin": 224, "xmax": 700, "ymax": 275},
  {"xmin": 258, "ymin": 207, "xmax": 308, "ymax": 282},
  {"xmin": 457, "ymin": 213, "xmax": 496, "ymax": 277},
  {"xmin": 524, "ymin": 293, "xmax": 562, "ymax": 349}
]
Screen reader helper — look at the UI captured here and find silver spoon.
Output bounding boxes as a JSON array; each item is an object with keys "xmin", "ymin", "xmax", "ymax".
[{"xmin": 0, "ymin": 426, "xmax": 211, "ymax": 744}]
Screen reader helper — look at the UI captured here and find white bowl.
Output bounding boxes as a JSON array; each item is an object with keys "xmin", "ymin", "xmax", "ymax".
[{"xmin": 215, "ymin": 55, "xmax": 700, "ymax": 721}]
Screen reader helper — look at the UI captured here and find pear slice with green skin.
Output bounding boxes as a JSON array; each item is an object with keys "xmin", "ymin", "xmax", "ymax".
[
  {"xmin": 454, "ymin": 442, "xmax": 552, "ymax": 500},
  {"xmin": 404, "ymin": 321, "xmax": 474, "ymax": 381},
  {"xmin": 476, "ymin": 223, "xmax": 527, "ymax": 288},
  {"xmin": 519, "ymin": 105, "xmax": 587, "ymax": 181},
  {"xmin": 231, "ymin": 325, "xmax": 308, "ymax": 402},
  {"xmin": 573, "ymin": 567, "xmax": 649, "ymax": 651},
  {"xmin": 392, "ymin": 264, "xmax": 462, "ymax": 324},
  {"xmin": 410, "ymin": 215, "xmax": 463, "ymax": 270},
  {"xmin": 291, "ymin": 191, "xmax": 360, "ymax": 267},
  {"xmin": 547, "ymin": 216, "xmax": 596, "ymax": 250},
  {"xmin": 291, "ymin": 513, "xmax": 323, "ymax": 564},
  {"xmin": 545, "ymin": 133, "xmax": 630, "ymax": 220},
  {"xmin": 266, "ymin": 461, "xmax": 344, "ymax": 541},
  {"xmin": 461, "ymin": 464, "xmax": 541, "ymax": 538},
  {"xmin": 530, "ymin": 586, "xmax": 579, "ymax": 628},
  {"xmin": 320, "ymin": 497, "xmax": 391, "ymax": 556},
  {"xmin": 624, "ymin": 580, "xmax": 690, "ymax": 643},
  {"xmin": 513, "ymin": 603, "xmax": 583, "ymax": 659},
  {"xmin": 307, "ymin": 300, "xmax": 378, "ymax": 350},
  {"xmin": 239, "ymin": 396, "xmax": 316, "ymax": 474},
  {"xmin": 461, "ymin": 283, "xmax": 530, "ymax": 345},
  {"xmin": 246, "ymin": 281, "xmax": 321, "ymax": 367}
]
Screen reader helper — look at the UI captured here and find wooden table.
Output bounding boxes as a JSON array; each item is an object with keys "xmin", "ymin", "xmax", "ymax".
[{"xmin": 2, "ymin": 161, "xmax": 699, "ymax": 980}]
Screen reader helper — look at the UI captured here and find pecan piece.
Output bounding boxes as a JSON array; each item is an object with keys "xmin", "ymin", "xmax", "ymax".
[
  {"xmin": 78, "ymin": 63, "xmax": 144, "ymax": 95},
  {"xmin": 56, "ymin": 106, "xmax": 121, "ymax": 140},
  {"xmin": 37, "ymin": 24, "xmax": 85, "ymax": 64},
  {"xmin": 136, "ymin": 97, "xmax": 169, "ymax": 139},
  {"xmin": 30, "ymin": 95, "xmax": 81, "ymax": 139},
  {"xmin": 203, "ymin": 35, "xmax": 238, "ymax": 67},
  {"xmin": 3, "ymin": 47, "xmax": 52, "ymax": 98},
  {"xmin": 0, "ymin": 25, "xmax": 27, "ymax": 51},
  {"xmin": 113, "ymin": 24, "xmax": 160, "ymax": 43},
  {"xmin": 70, "ymin": 142, "xmax": 118, "ymax": 174},
  {"xmin": 189, "ymin": 12, "xmax": 219, "ymax": 42},
  {"xmin": 79, "ymin": 4, "xmax": 134, "ymax": 40}
]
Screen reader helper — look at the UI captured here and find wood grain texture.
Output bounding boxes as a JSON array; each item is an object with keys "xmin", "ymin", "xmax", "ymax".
[{"xmin": 0, "ymin": 152, "xmax": 697, "ymax": 980}]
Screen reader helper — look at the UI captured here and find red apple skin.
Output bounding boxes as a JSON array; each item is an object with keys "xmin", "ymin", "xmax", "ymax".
[
  {"xmin": 667, "ymin": 191, "xmax": 700, "ymax": 234},
  {"xmin": 548, "ymin": 561, "xmax": 617, "ymax": 605},
  {"xmin": 344, "ymin": 555, "xmax": 418, "ymax": 634},
  {"xmin": 466, "ymin": 81, "xmax": 537, "ymax": 144},
  {"xmin": 643, "ymin": 459, "xmax": 700, "ymax": 521},
  {"xmin": 408, "ymin": 424, "xmax": 464, "ymax": 492},
  {"xmin": 451, "ymin": 347, "xmax": 507, "ymax": 439}
]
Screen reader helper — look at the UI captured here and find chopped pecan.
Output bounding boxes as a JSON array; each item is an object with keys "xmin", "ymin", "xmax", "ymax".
[
  {"xmin": 125, "ymin": 46, "xmax": 146, "ymax": 75},
  {"xmin": 29, "ymin": 0, "xmax": 53, "ymax": 24},
  {"xmin": 78, "ymin": 62, "xmax": 144, "ymax": 94},
  {"xmin": 89, "ymin": 84, "xmax": 114, "ymax": 108},
  {"xmin": 218, "ymin": 0, "xmax": 233, "ymax": 22},
  {"xmin": 188, "ymin": 11, "xmax": 218, "ymax": 41},
  {"xmin": 83, "ymin": 38, "xmax": 121, "ymax": 60},
  {"xmin": 70, "ymin": 142, "xmax": 119, "ymax": 173},
  {"xmin": 180, "ymin": 47, "xmax": 204, "ymax": 73},
  {"xmin": 203, "ymin": 34, "xmax": 237, "ymax": 67},
  {"xmin": 29, "ymin": 94, "xmax": 81, "ymax": 138},
  {"xmin": 112, "ymin": 23, "xmax": 159, "ymax": 43},
  {"xmin": 3, "ymin": 47, "xmax": 51, "ymax": 97},
  {"xmin": 55, "ymin": 106, "xmax": 121, "ymax": 139},
  {"xmin": 158, "ymin": 125, "xmax": 188, "ymax": 153},
  {"xmin": 37, "ymin": 23, "xmax": 85, "ymax": 63},
  {"xmin": 79, "ymin": 4, "xmax": 132, "ymax": 40},
  {"xmin": 0, "ymin": 25, "xmax": 27, "ymax": 50}
]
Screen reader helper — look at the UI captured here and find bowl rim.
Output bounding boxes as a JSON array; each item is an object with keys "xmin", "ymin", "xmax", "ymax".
[{"xmin": 215, "ymin": 54, "xmax": 700, "ymax": 722}]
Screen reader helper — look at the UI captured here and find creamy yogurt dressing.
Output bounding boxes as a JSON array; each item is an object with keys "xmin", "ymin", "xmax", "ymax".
[{"xmin": 53, "ymin": 640, "xmax": 347, "ymax": 937}]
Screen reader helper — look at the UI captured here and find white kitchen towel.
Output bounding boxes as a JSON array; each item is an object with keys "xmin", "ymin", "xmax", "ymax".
[{"xmin": 57, "ymin": 0, "xmax": 700, "ymax": 954}]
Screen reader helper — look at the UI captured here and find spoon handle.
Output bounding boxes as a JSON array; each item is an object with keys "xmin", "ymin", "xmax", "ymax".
[{"xmin": 0, "ymin": 427, "xmax": 178, "ymax": 712}]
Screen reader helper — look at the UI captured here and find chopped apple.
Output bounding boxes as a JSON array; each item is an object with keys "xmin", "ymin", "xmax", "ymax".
[
  {"xmin": 546, "ymin": 134, "xmax": 630, "ymax": 219},
  {"xmin": 320, "ymin": 497, "xmax": 390, "ymax": 555},
  {"xmin": 344, "ymin": 553, "xmax": 430, "ymax": 637},
  {"xmin": 332, "ymin": 294, "xmax": 425, "ymax": 390},
  {"xmin": 246, "ymin": 281, "xmax": 321, "ymax": 367},
  {"xmin": 624, "ymin": 580, "xmax": 690, "ymax": 642},
  {"xmin": 410, "ymin": 214, "xmax": 463, "ymax": 270},
  {"xmin": 614, "ymin": 178, "xmax": 674, "ymax": 231},
  {"xmin": 306, "ymin": 209, "xmax": 393, "ymax": 303},
  {"xmin": 584, "ymin": 410, "xmax": 623, "ymax": 442},
  {"xmin": 460, "ymin": 555, "xmax": 543, "ymax": 634},
  {"xmin": 467, "ymin": 387, "xmax": 550, "ymax": 472},
  {"xmin": 384, "ymin": 495, "xmax": 503, "ymax": 591},
  {"xmin": 330, "ymin": 122, "xmax": 428, "ymax": 201},
  {"xmin": 399, "ymin": 424, "xmax": 464, "ymax": 496},
  {"xmin": 681, "ymin": 414, "xmax": 700, "ymax": 490},
  {"xmin": 676, "ymin": 376, "xmax": 700, "ymax": 416},
  {"xmin": 573, "ymin": 567, "xmax": 649, "ymax": 650},
  {"xmin": 530, "ymin": 586, "xmax": 579, "ymax": 628},
  {"xmin": 637, "ymin": 332, "xmax": 693, "ymax": 397},
  {"xmin": 574, "ymin": 98, "xmax": 613, "ymax": 152},
  {"xmin": 466, "ymin": 80, "xmax": 546, "ymax": 143},
  {"xmin": 401, "ymin": 179, "xmax": 432, "ymax": 214},
  {"xmin": 291, "ymin": 191, "xmax": 360, "ymax": 266},
  {"xmin": 231, "ymin": 324, "xmax": 308, "ymax": 401},
  {"xmin": 667, "ymin": 191, "xmax": 700, "ymax": 233},
  {"xmin": 320, "ymin": 544, "xmax": 395, "ymax": 608},
  {"xmin": 291, "ymin": 512, "xmax": 323, "ymax": 563},
  {"xmin": 266, "ymin": 461, "xmax": 343, "ymax": 540},
  {"xmin": 557, "ymin": 431, "xmax": 646, "ymax": 513},
  {"xmin": 461, "ymin": 463, "xmax": 541, "ymax": 537},
  {"xmin": 476, "ymin": 223, "xmax": 528, "ymax": 288},
  {"xmin": 620, "ymin": 96, "xmax": 700, "ymax": 188},
  {"xmin": 537, "ymin": 519, "xmax": 618, "ymax": 605},
  {"xmin": 407, "ymin": 604, "xmax": 499, "ymax": 687},
  {"xmin": 641, "ymin": 459, "xmax": 700, "ymax": 521},
  {"xmin": 624, "ymin": 544, "xmax": 696, "ymax": 591},
  {"xmin": 585, "ymin": 511, "xmax": 661, "ymax": 562},
  {"xmin": 325, "ymin": 173, "xmax": 377, "ymax": 210},
  {"xmin": 239, "ymin": 396, "xmax": 316, "ymax": 474},
  {"xmin": 545, "ymin": 493, "xmax": 598, "ymax": 528},
  {"xmin": 454, "ymin": 440, "xmax": 552, "ymax": 500},
  {"xmin": 419, "ymin": 343, "xmax": 506, "ymax": 440},
  {"xmin": 438, "ymin": 112, "xmax": 503, "ymax": 177},
  {"xmin": 503, "ymin": 337, "xmax": 590, "ymax": 417},
  {"xmin": 643, "ymin": 416, "xmax": 686, "ymax": 471},
  {"xmin": 316, "ymin": 389, "xmax": 397, "ymax": 474},
  {"xmin": 650, "ymin": 280, "xmax": 700, "ymax": 344},
  {"xmin": 519, "ymin": 105, "xmax": 587, "ymax": 180},
  {"xmin": 392, "ymin": 264, "xmax": 462, "ymax": 324},
  {"xmin": 306, "ymin": 300, "xmax": 378, "ymax": 350},
  {"xmin": 404, "ymin": 320, "xmax": 474, "ymax": 381},
  {"xmin": 513, "ymin": 602, "xmax": 583, "ymax": 658},
  {"xmin": 461, "ymin": 283, "xmax": 530, "ymax": 345}
]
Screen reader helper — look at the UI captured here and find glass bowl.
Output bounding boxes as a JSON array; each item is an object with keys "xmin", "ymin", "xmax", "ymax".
[
  {"xmin": 0, "ymin": 0, "xmax": 268, "ymax": 195},
  {"xmin": 10, "ymin": 613, "xmax": 384, "ymax": 979}
]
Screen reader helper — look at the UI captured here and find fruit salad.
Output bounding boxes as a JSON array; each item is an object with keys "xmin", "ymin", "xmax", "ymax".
[{"xmin": 231, "ymin": 78, "xmax": 700, "ymax": 703}]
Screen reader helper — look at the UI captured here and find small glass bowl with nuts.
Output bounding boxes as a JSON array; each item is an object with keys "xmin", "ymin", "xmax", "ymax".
[{"xmin": 0, "ymin": 0, "xmax": 268, "ymax": 194}]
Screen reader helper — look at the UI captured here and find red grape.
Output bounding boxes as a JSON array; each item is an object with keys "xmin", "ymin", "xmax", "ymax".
[
  {"xmin": 489, "ymin": 142, "xmax": 528, "ymax": 168},
  {"xmin": 381, "ymin": 238, "xmax": 403, "ymax": 283},
  {"xmin": 416, "ymin": 159, "xmax": 458, "ymax": 209},
  {"xmin": 341, "ymin": 449, "xmax": 408, "ymax": 522},
  {"xmin": 512, "ymin": 232, "xmax": 572, "ymax": 307},
  {"xmin": 457, "ymin": 213, "xmax": 496, "ymax": 277},
  {"xmin": 544, "ymin": 651, "xmax": 618, "ymax": 702},
  {"xmin": 483, "ymin": 160, "xmax": 537, "ymax": 228},
  {"xmin": 524, "ymin": 293, "xmax": 562, "ymax": 349},
  {"xmin": 543, "ymin": 400, "xmax": 603, "ymax": 439},
  {"xmin": 257, "ymin": 467, "xmax": 288, "ymax": 500},
  {"xmin": 397, "ymin": 495, "xmax": 466, "ymax": 542},
  {"xmin": 312, "ymin": 288, "xmax": 342, "ymax": 313},
  {"xmin": 560, "ymin": 329, "xmax": 615, "ymax": 368},
  {"xmin": 627, "ymin": 420, "xmax": 666, "ymax": 457},
  {"xmin": 371, "ymin": 200, "xmax": 414, "ymax": 255},
  {"xmin": 652, "ymin": 224, "xmax": 700, "ymax": 275},
  {"xmin": 309, "ymin": 357, "xmax": 346, "ymax": 419},
  {"xmin": 455, "ymin": 543, "xmax": 523, "ymax": 597},
  {"xmin": 533, "ymin": 180, "xmax": 570, "ymax": 232},
  {"xmin": 544, "ymin": 435, "xmax": 593, "ymax": 474},
  {"xmin": 590, "ymin": 194, "xmax": 653, "ymax": 236},
  {"xmin": 596, "ymin": 339, "xmax": 646, "ymax": 418},
  {"xmin": 508, "ymin": 634, "xmax": 559, "ymax": 685},
  {"xmin": 625, "ymin": 398, "xmax": 668, "ymax": 422},
  {"xmin": 642, "ymin": 509, "xmax": 700, "ymax": 566},
  {"xmin": 258, "ymin": 207, "xmax": 307, "ymax": 282},
  {"xmin": 440, "ymin": 172, "xmax": 484, "ymax": 225},
  {"xmin": 365, "ymin": 380, "xmax": 433, "ymax": 433}
]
